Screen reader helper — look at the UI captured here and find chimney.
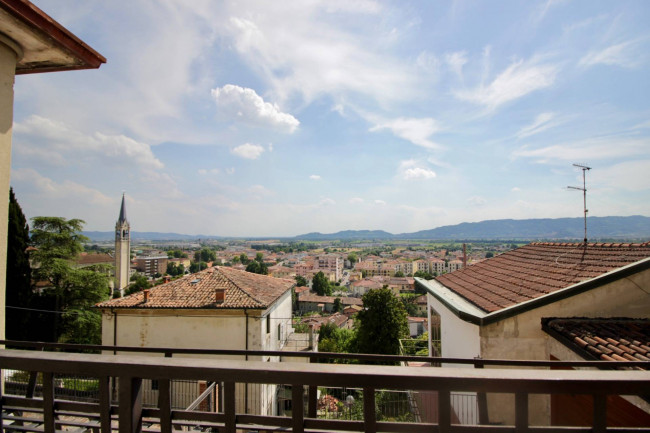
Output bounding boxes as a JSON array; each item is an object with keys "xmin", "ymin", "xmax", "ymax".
[
  {"xmin": 163, "ymin": 275, "xmax": 171, "ymax": 283},
  {"xmin": 143, "ymin": 289, "xmax": 150, "ymax": 303},
  {"xmin": 215, "ymin": 288, "xmax": 225, "ymax": 304},
  {"xmin": 462, "ymin": 243, "xmax": 467, "ymax": 269}
]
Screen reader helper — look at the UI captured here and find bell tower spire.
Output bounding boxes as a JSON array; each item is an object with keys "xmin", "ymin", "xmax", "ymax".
[{"xmin": 114, "ymin": 193, "xmax": 131, "ymax": 295}]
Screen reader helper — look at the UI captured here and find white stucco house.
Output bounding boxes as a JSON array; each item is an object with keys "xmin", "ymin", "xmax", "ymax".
[
  {"xmin": 416, "ymin": 242, "xmax": 650, "ymax": 426},
  {"xmin": 96, "ymin": 266, "xmax": 296, "ymax": 415}
]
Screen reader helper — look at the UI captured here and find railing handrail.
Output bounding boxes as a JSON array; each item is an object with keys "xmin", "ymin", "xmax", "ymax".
[
  {"xmin": 2, "ymin": 339, "xmax": 649, "ymax": 369},
  {"xmin": 0, "ymin": 349, "xmax": 648, "ymax": 393},
  {"xmin": 1, "ymin": 349, "xmax": 648, "ymax": 433}
]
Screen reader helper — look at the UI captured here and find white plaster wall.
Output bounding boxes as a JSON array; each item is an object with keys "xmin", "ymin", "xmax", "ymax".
[
  {"xmin": 427, "ymin": 293, "xmax": 480, "ymax": 365},
  {"xmin": 0, "ymin": 39, "xmax": 18, "ymax": 343}
]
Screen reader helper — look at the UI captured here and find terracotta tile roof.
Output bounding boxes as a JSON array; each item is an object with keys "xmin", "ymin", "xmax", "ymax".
[
  {"xmin": 96, "ymin": 266, "xmax": 294, "ymax": 310},
  {"xmin": 75, "ymin": 253, "xmax": 113, "ymax": 265},
  {"xmin": 435, "ymin": 242, "xmax": 650, "ymax": 313},
  {"xmin": 543, "ymin": 318, "xmax": 650, "ymax": 367}
]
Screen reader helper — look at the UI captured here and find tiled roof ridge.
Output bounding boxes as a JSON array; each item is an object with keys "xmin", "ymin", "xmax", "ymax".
[
  {"xmin": 529, "ymin": 241, "xmax": 650, "ymax": 248},
  {"xmin": 214, "ymin": 266, "xmax": 265, "ymax": 306}
]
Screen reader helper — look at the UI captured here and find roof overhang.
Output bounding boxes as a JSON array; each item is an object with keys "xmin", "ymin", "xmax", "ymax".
[
  {"xmin": 0, "ymin": 0, "xmax": 105, "ymax": 74},
  {"xmin": 416, "ymin": 256, "xmax": 650, "ymax": 327}
]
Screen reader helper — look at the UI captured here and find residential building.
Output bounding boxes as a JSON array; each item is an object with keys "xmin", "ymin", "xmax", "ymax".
[
  {"xmin": 96, "ymin": 266, "xmax": 296, "ymax": 415},
  {"xmin": 133, "ymin": 255, "xmax": 168, "ymax": 277},
  {"xmin": 417, "ymin": 242, "xmax": 650, "ymax": 425},
  {"xmin": 297, "ymin": 293, "xmax": 362, "ymax": 314},
  {"xmin": 316, "ymin": 254, "xmax": 342, "ymax": 281}
]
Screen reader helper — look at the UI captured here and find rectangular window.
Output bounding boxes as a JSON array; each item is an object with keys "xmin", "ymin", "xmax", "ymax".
[{"xmin": 266, "ymin": 316, "xmax": 271, "ymax": 334}]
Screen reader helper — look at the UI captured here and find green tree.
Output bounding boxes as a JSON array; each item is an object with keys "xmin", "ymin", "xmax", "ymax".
[
  {"xmin": 5, "ymin": 188, "xmax": 33, "ymax": 341},
  {"xmin": 294, "ymin": 275, "xmax": 308, "ymax": 287},
  {"xmin": 194, "ymin": 248, "xmax": 216, "ymax": 263},
  {"xmin": 347, "ymin": 253, "xmax": 358, "ymax": 265},
  {"xmin": 318, "ymin": 323, "xmax": 357, "ymax": 360},
  {"xmin": 485, "ymin": 252, "xmax": 494, "ymax": 258},
  {"xmin": 30, "ymin": 217, "xmax": 110, "ymax": 344},
  {"xmin": 239, "ymin": 253, "xmax": 250, "ymax": 265},
  {"xmin": 394, "ymin": 271, "xmax": 405, "ymax": 277},
  {"xmin": 413, "ymin": 270, "xmax": 433, "ymax": 280},
  {"xmin": 333, "ymin": 297, "xmax": 343, "ymax": 313},
  {"xmin": 126, "ymin": 275, "xmax": 150, "ymax": 294},
  {"xmin": 189, "ymin": 261, "xmax": 208, "ymax": 273},
  {"xmin": 356, "ymin": 287, "xmax": 408, "ymax": 356},
  {"xmin": 245, "ymin": 260, "xmax": 268, "ymax": 275},
  {"xmin": 312, "ymin": 271, "xmax": 332, "ymax": 296}
]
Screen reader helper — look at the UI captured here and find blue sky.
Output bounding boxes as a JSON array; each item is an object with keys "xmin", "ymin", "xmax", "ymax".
[{"xmin": 9, "ymin": 0, "xmax": 650, "ymax": 237}]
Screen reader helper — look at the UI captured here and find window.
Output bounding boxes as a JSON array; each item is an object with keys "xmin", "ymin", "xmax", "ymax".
[{"xmin": 266, "ymin": 316, "xmax": 270, "ymax": 334}]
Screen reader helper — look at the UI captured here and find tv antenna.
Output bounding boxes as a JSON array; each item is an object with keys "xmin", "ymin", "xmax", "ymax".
[{"xmin": 567, "ymin": 164, "xmax": 591, "ymax": 243}]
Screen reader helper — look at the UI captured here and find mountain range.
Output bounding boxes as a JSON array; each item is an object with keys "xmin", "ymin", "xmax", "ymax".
[{"xmin": 83, "ymin": 216, "xmax": 650, "ymax": 242}]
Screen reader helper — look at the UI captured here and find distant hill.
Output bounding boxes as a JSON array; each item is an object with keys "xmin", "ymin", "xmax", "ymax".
[
  {"xmin": 397, "ymin": 216, "xmax": 650, "ymax": 240},
  {"xmin": 84, "ymin": 216, "xmax": 650, "ymax": 242},
  {"xmin": 294, "ymin": 216, "xmax": 650, "ymax": 241},
  {"xmin": 83, "ymin": 231, "xmax": 221, "ymax": 242},
  {"xmin": 295, "ymin": 230, "xmax": 394, "ymax": 241}
]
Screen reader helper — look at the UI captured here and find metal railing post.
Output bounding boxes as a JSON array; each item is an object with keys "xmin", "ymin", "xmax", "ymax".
[
  {"xmin": 42, "ymin": 372, "xmax": 55, "ymax": 433},
  {"xmin": 515, "ymin": 392, "xmax": 528, "ymax": 432},
  {"xmin": 593, "ymin": 394, "xmax": 607, "ymax": 433},
  {"xmin": 158, "ymin": 379, "xmax": 172, "ymax": 433},
  {"xmin": 363, "ymin": 387, "xmax": 376, "ymax": 433},
  {"xmin": 118, "ymin": 377, "xmax": 143, "ymax": 433},
  {"xmin": 292, "ymin": 384, "xmax": 304, "ymax": 433},
  {"xmin": 99, "ymin": 375, "xmax": 112, "ymax": 433},
  {"xmin": 224, "ymin": 381, "xmax": 236, "ymax": 433},
  {"xmin": 439, "ymin": 388, "xmax": 451, "ymax": 430}
]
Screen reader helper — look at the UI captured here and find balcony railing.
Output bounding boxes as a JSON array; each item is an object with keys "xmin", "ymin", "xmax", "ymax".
[{"xmin": 0, "ymin": 345, "xmax": 648, "ymax": 433}]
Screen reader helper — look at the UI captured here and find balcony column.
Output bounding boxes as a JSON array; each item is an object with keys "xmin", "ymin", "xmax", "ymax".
[{"xmin": 0, "ymin": 33, "xmax": 22, "ymax": 344}]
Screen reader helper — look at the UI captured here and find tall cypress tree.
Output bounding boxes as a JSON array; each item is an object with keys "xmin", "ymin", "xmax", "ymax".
[{"xmin": 6, "ymin": 188, "xmax": 32, "ymax": 341}]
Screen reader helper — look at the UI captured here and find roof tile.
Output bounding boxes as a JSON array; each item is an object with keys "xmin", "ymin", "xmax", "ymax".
[
  {"xmin": 435, "ymin": 242, "xmax": 650, "ymax": 313},
  {"xmin": 96, "ymin": 266, "xmax": 294, "ymax": 310}
]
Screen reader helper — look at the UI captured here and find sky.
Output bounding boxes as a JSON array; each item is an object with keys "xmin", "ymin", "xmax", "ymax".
[{"xmin": 9, "ymin": 0, "xmax": 650, "ymax": 237}]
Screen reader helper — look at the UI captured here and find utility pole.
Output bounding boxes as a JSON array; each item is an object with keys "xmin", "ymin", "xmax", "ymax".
[{"xmin": 568, "ymin": 164, "xmax": 591, "ymax": 243}]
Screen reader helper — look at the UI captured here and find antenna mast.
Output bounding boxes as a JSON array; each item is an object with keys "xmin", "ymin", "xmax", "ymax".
[{"xmin": 567, "ymin": 164, "xmax": 591, "ymax": 243}]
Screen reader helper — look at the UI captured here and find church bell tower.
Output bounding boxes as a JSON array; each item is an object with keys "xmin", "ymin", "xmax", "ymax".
[{"xmin": 115, "ymin": 193, "xmax": 130, "ymax": 294}]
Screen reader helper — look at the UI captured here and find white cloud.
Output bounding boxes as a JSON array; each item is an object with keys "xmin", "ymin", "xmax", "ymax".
[
  {"xmin": 416, "ymin": 51, "xmax": 439, "ymax": 74},
  {"xmin": 596, "ymin": 160, "xmax": 650, "ymax": 191},
  {"xmin": 224, "ymin": 3, "xmax": 417, "ymax": 106},
  {"xmin": 349, "ymin": 197, "xmax": 364, "ymax": 204},
  {"xmin": 211, "ymin": 84, "xmax": 299, "ymax": 133},
  {"xmin": 511, "ymin": 187, "xmax": 522, "ymax": 192},
  {"xmin": 226, "ymin": 167, "xmax": 236, "ymax": 175},
  {"xmin": 516, "ymin": 112, "xmax": 557, "ymax": 139},
  {"xmin": 268, "ymin": 143, "xmax": 274, "ymax": 152},
  {"xmin": 445, "ymin": 51, "xmax": 468, "ymax": 78},
  {"xmin": 231, "ymin": 143, "xmax": 265, "ymax": 159},
  {"xmin": 13, "ymin": 115, "xmax": 164, "ymax": 170},
  {"xmin": 319, "ymin": 198, "xmax": 336, "ymax": 206},
  {"xmin": 13, "ymin": 168, "xmax": 114, "ymax": 206},
  {"xmin": 370, "ymin": 117, "xmax": 441, "ymax": 149},
  {"xmin": 579, "ymin": 40, "xmax": 642, "ymax": 69},
  {"xmin": 403, "ymin": 167, "xmax": 436, "ymax": 180},
  {"xmin": 398, "ymin": 159, "xmax": 437, "ymax": 180},
  {"xmin": 374, "ymin": 200, "xmax": 387, "ymax": 205},
  {"xmin": 309, "ymin": 175, "xmax": 322, "ymax": 180},
  {"xmin": 248, "ymin": 185, "xmax": 275, "ymax": 198},
  {"xmin": 513, "ymin": 136, "xmax": 650, "ymax": 162},
  {"xmin": 455, "ymin": 58, "xmax": 558, "ymax": 110},
  {"xmin": 467, "ymin": 196, "xmax": 487, "ymax": 206},
  {"xmin": 198, "ymin": 168, "xmax": 220, "ymax": 175}
]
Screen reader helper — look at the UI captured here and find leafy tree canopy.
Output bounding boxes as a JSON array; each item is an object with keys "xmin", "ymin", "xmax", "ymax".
[
  {"xmin": 30, "ymin": 216, "xmax": 110, "ymax": 344},
  {"xmin": 294, "ymin": 275, "xmax": 308, "ymax": 287},
  {"xmin": 356, "ymin": 288, "xmax": 408, "ymax": 356},
  {"xmin": 312, "ymin": 271, "xmax": 332, "ymax": 296}
]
